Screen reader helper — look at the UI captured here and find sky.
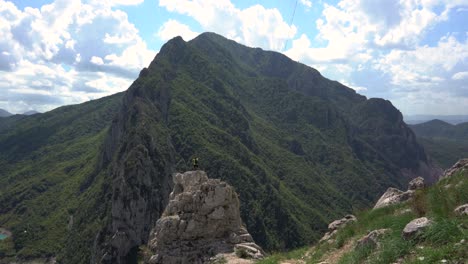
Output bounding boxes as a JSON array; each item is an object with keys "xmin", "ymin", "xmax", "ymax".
[{"xmin": 0, "ymin": 0, "xmax": 467, "ymax": 115}]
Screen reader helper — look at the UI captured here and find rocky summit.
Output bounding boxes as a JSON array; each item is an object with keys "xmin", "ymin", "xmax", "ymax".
[{"xmin": 146, "ymin": 170, "xmax": 264, "ymax": 263}]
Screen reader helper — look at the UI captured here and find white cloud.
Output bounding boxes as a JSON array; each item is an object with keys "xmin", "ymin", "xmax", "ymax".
[
  {"xmin": 299, "ymin": 0, "xmax": 312, "ymax": 8},
  {"xmin": 158, "ymin": 19, "xmax": 200, "ymax": 41},
  {"xmin": 452, "ymin": 71, "xmax": 468, "ymax": 80},
  {"xmin": 91, "ymin": 56, "xmax": 104, "ymax": 65},
  {"xmin": 375, "ymin": 36, "xmax": 468, "ymax": 86},
  {"xmin": 0, "ymin": 0, "xmax": 155, "ymax": 113},
  {"xmin": 158, "ymin": 0, "xmax": 296, "ymax": 51}
]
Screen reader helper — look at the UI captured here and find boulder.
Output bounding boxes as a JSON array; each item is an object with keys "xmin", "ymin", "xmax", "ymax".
[
  {"xmin": 373, "ymin": 187, "xmax": 413, "ymax": 209},
  {"xmin": 402, "ymin": 217, "xmax": 432, "ymax": 240},
  {"xmin": 408, "ymin": 177, "xmax": 425, "ymax": 190},
  {"xmin": 454, "ymin": 204, "xmax": 468, "ymax": 216},
  {"xmin": 319, "ymin": 215, "xmax": 356, "ymax": 243},
  {"xmin": 146, "ymin": 171, "xmax": 264, "ymax": 263},
  {"xmin": 442, "ymin": 158, "xmax": 468, "ymax": 179},
  {"xmin": 328, "ymin": 215, "xmax": 357, "ymax": 231},
  {"xmin": 355, "ymin": 229, "xmax": 391, "ymax": 250}
]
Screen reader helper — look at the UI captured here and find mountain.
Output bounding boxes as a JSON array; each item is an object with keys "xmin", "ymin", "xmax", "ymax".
[
  {"xmin": 405, "ymin": 115, "xmax": 468, "ymax": 125},
  {"xmin": 410, "ymin": 120, "xmax": 468, "ymax": 168},
  {"xmin": 0, "ymin": 33, "xmax": 440, "ymax": 263},
  {"xmin": 22, "ymin": 110, "xmax": 41, "ymax": 116},
  {"xmin": 0, "ymin": 108, "xmax": 12, "ymax": 117},
  {"xmin": 258, "ymin": 160, "xmax": 468, "ymax": 263}
]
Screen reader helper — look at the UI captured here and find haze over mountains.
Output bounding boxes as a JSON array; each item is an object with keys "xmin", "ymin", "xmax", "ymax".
[
  {"xmin": 0, "ymin": 33, "xmax": 441, "ymax": 263},
  {"xmin": 405, "ymin": 115, "xmax": 468, "ymax": 125},
  {"xmin": 0, "ymin": 109, "xmax": 12, "ymax": 117},
  {"xmin": 410, "ymin": 119, "xmax": 468, "ymax": 169},
  {"xmin": 0, "ymin": 109, "xmax": 41, "ymax": 117}
]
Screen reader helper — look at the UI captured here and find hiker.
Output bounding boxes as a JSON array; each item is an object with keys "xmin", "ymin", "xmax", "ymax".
[{"xmin": 192, "ymin": 156, "xmax": 199, "ymax": 170}]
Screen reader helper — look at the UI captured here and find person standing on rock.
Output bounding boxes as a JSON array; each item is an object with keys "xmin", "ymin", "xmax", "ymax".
[{"xmin": 192, "ymin": 156, "xmax": 199, "ymax": 170}]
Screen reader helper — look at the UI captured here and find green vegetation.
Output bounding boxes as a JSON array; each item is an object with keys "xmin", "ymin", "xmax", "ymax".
[
  {"xmin": 410, "ymin": 120, "xmax": 468, "ymax": 168},
  {"xmin": 0, "ymin": 93, "xmax": 122, "ymax": 261},
  {"xmin": 258, "ymin": 170, "xmax": 468, "ymax": 263},
  {"xmin": 0, "ymin": 33, "xmax": 437, "ymax": 262}
]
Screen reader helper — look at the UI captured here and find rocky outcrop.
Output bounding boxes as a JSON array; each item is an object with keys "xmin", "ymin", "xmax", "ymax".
[
  {"xmin": 442, "ymin": 158, "xmax": 468, "ymax": 179},
  {"xmin": 373, "ymin": 188, "xmax": 413, "ymax": 209},
  {"xmin": 374, "ymin": 176, "xmax": 426, "ymax": 209},
  {"xmin": 319, "ymin": 215, "xmax": 357, "ymax": 243},
  {"xmin": 408, "ymin": 177, "xmax": 424, "ymax": 190},
  {"xmin": 454, "ymin": 204, "xmax": 468, "ymax": 216},
  {"xmin": 146, "ymin": 171, "xmax": 264, "ymax": 263},
  {"xmin": 402, "ymin": 217, "xmax": 432, "ymax": 239},
  {"xmin": 355, "ymin": 229, "xmax": 391, "ymax": 250},
  {"xmin": 92, "ymin": 64, "xmax": 176, "ymax": 263}
]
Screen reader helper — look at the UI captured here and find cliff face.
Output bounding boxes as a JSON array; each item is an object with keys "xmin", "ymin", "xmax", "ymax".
[
  {"xmin": 146, "ymin": 171, "xmax": 264, "ymax": 263},
  {"xmin": 0, "ymin": 33, "xmax": 442, "ymax": 263},
  {"xmin": 92, "ymin": 69, "xmax": 177, "ymax": 263},
  {"xmin": 90, "ymin": 33, "xmax": 440, "ymax": 262}
]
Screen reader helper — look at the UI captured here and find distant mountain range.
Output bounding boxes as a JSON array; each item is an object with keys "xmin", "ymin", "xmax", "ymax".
[
  {"xmin": 405, "ymin": 115, "xmax": 468, "ymax": 125},
  {"xmin": 23, "ymin": 110, "xmax": 41, "ymax": 116},
  {"xmin": 0, "ymin": 109, "xmax": 41, "ymax": 117},
  {"xmin": 0, "ymin": 33, "xmax": 440, "ymax": 263},
  {"xmin": 0, "ymin": 108, "xmax": 12, "ymax": 117},
  {"xmin": 410, "ymin": 119, "xmax": 468, "ymax": 168}
]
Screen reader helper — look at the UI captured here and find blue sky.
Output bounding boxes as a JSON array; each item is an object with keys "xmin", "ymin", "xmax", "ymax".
[{"xmin": 0, "ymin": 0, "xmax": 467, "ymax": 115}]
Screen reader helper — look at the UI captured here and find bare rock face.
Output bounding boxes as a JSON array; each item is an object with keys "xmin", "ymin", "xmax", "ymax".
[
  {"xmin": 443, "ymin": 158, "xmax": 468, "ymax": 179},
  {"xmin": 408, "ymin": 177, "xmax": 425, "ymax": 190},
  {"xmin": 146, "ymin": 171, "xmax": 264, "ymax": 263},
  {"xmin": 355, "ymin": 229, "xmax": 391, "ymax": 250},
  {"xmin": 373, "ymin": 176, "xmax": 426, "ymax": 209},
  {"xmin": 454, "ymin": 204, "xmax": 468, "ymax": 216},
  {"xmin": 319, "ymin": 215, "xmax": 356, "ymax": 243},
  {"xmin": 402, "ymin": 217, "xmax": 432, "ymax": 240},
  {"xmin": 373, "ymin": 187, "xmax": 414, "ymax": 209}
]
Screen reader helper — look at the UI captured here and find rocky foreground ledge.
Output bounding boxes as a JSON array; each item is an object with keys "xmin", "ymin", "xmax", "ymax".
[{"xmin": 146, "ymin": 170, "xmax": 264, "ymax": 263}]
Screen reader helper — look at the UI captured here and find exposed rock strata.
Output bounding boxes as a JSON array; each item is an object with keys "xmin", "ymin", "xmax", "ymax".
[
  {"xmin": 442, "ymin": 158, "xmax": 468, "ymax": 179},
  {"xmin": 147, "ymin": 170, "xmax": 264, "ymax": 263},
  {"xmin": 373, "ymin": 187, "xmax": 413, "ymax": 209},
  {"xmin": 374, "ymin": 176, "xmax": 426, "ymax": 209},
  {"xmin": 408, "ymin": 177, "xmax": 424, "ymax": 190}
]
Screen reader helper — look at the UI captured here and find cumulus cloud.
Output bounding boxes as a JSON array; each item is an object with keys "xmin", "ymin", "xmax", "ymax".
[
  {"xmin": 158, "ymin": 0, "xmax": 296, "ymax": 51},
  {"xmin": 299, "ymin": 0, "xmax": 312, "ymax": 8},
  {"xmin": 452, "ymin": 71, "xmax": 468, "ymax": 80},
  {"xmin": 283, "ymin": 0, "xmax": 468, "ymax": 114},
  {"xmin": 0, "ymin": 0, "xmax": 155, "ymax": 113},
  {"xmin": 158, "ymin": 19, "xmax": 200, "ymax": 41},
  {"xmin": 375, "ymin": 36, "xmax": 468, "ymax": 87}
]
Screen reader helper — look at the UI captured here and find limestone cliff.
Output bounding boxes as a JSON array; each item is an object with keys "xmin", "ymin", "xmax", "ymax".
[{"xmin": 146, "ymin": 170, "xmax": 264, "ymax": 263}]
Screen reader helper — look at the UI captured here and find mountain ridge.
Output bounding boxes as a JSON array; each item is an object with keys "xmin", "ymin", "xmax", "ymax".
[
  {"xmin": 409, "ymin": 119, "xmax": 468, "ymax": 168},
  {"xmin": 0, "ymin": 108, "xmax": 12, "ymax": 117},
  {"xmin": 0, "ymin": 33, "xmax": 440, "ymax": 263}
]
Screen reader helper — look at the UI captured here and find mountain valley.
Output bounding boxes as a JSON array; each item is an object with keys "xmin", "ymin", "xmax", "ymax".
[{"xmin": 0, "ymin": 33, "xmax": 442, "ymax": 263}]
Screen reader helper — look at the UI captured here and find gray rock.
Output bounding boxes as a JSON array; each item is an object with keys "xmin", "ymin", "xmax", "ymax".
[
  {"xmin": 408, "ymin": 177, "xmax": 425, "ymax": 190},
  {"xmin": 373, "ymin": 187, "xmax": 414, "ymax": 209},
  {"xmin": 442, "ymin": 158, "xmax": 468, "ymax": 179},
  {"xmin": 146, "ymin": 171, "xmax": 264, "ymax": 263},
  {"xmin": 454, "ymin": 204, "xmax": 468, "ymax": 216},
  {"xmin": 355, "ymin": 229, "xmax": 391, "ymax": 250},
  {"xmin": 328, "ymin": 215, "xmax": 357, "ymax": 231},
  {"xmin": 319, "ymin": 215, "xmax": 356, "ymax": 243},
  {"xmin": 402, "ymin": 217, "xmax": 433, "ymax": 239}
]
